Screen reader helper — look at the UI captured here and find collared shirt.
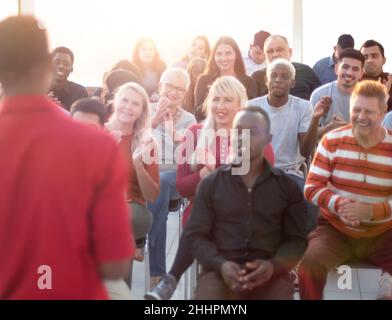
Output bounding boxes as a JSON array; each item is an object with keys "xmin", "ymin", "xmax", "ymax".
[
  {"xmin": 0, "ymin": 95, "xmax": 133, "ymax": 299},
  {"xmin": 313, "ymin": 55, "xmax": 337, "ymax": 85},
  {"xmin": 184, "ymin": 160, "xmax": 308, "ymax": 276},
  {"xmin": 52, "ymin": 80, "xmax": 88, "ymax": 111}
]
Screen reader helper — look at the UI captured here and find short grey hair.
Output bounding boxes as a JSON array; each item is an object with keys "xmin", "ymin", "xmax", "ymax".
[
  {"xmin": 160, "ymin": 67, "xmax": 191, "ymax": 91},
  {"xmin": 266, "ymin": 58, "xmax": 296, "ymax": 80},
  {"xmin": 264, "ymin": 34, "xmax": 290, "ymax": 52}
]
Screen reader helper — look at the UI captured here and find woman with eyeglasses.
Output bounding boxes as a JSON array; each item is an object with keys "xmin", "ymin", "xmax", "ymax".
[{"xmin": 147, "ymin": 67, "xmax": 197, "ymax": 288}]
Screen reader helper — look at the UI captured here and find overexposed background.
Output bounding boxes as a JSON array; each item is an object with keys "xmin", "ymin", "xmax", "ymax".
[{"xmin": 2, "ymin": 0, "xmax": 392, "ymax": 86}]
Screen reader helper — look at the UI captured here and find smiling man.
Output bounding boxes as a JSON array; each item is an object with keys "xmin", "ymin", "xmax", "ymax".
[
  {"xmin": 310, "ymin": 49, "xmax": 365, "ymax": 138},
  {"xmin": 313, "ymin": 34, "xmax": 355, "ymax": 85},
  {"xmin": 184, "ymin": 106, "xmax": 308, "ymax": 300},
  {"xmin": 300, "ymin": 80, "xmax": 392, "ymax": 300},
  {"xmin": 49, "ymin": 46, "xmax": 88, "ymax": 111}
]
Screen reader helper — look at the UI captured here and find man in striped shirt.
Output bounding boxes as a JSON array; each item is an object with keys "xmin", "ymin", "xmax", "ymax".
[{"xmin": 299, "ymin": 80, "xmax": 392, "ymax": 300}]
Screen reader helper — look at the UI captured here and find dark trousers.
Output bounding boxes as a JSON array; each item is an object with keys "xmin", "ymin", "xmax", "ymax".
[
  {"xmin": 194, "ymin": 270, "xmax": 294, "ymax": 300},
  {"xmin": 299, "ymin": 222, "xmax": 392, "ymax": 300},
  {"xmin": 169, "ymin": 231, "xmax": 194, "ymax": 281}
]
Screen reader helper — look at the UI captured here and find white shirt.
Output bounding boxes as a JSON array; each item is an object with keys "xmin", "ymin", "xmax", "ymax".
[
  {"xmin": 249, "ymin": 95, "xmax": 313, "ymax": 177},
  {"xmin": 242, "ymin": 52, "xmax": 267, "ymax": 76}
]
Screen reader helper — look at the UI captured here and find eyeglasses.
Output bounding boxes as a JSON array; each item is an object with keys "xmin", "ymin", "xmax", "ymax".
[{"xmin": 164, "ymin": 82, "xmax": 186, "ymax": 94}]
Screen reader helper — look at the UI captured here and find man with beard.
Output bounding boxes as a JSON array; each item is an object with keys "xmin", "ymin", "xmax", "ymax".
[
  {"xmin": 310, "ymin": 49, "xmax": 365, "ymax": 138},
  {"xmin": 360, "ymin": 40, "xmax": 392, "ymax": 112},
  {"xmin": 313, "ymin": 34, "xmax": 355, "ymax": 85},
  {"xmin": 49, "ymin": 46, "xmax": 88, "ymax": 111},
  {"xmin": 299, "ymin": 81, "xmax": 392, "ymax": 300}
]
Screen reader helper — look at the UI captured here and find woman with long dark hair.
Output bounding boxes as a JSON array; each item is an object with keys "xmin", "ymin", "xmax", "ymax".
[
  {"xmin": 194, "ymin": 36, "xmax": 258, "ymax": 121},
  {"xmin": 182, "ymin": 57, "xmax": 207, "ymax": 114}
]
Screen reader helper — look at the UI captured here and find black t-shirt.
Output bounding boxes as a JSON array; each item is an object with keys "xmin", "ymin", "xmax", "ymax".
[{"xmin": 52, "ymin": 81, "xmax": 88, "ymax": 111}]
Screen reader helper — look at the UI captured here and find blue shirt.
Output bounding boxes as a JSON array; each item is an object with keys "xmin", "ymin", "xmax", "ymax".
[
  {"xmin": 313, "ymin": 55, "xmax": 337, "ymax": 85},
  {"xmin": 310, "ymin": 81, "xmax": 351, "ymax": 126},
  {"xmin": 383, "ymin": 111, "xmax": 392, "ymax": 130}
]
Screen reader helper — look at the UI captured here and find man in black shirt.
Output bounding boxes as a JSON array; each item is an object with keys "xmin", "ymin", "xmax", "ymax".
[
  {"xmin": 252, "ymin": 35, "xmax": 321, "ymax": 100},
  {"xmin": 184, "ymin": 106, "xmax": 308, "ymax": 299},
  {"xmin": 49, "ymin": 46, "xmax": 88, "ymax": 111}
]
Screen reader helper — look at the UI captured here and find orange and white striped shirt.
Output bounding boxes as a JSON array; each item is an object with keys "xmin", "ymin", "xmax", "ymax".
[{"xmin": 305, "ymin": 125, "xmax": 392, "ymax": 238}]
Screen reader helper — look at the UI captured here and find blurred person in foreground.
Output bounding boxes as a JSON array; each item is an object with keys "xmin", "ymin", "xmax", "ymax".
[{"xmin": 0, "ymin": 16, "xmax": 134, "ymax": 299}]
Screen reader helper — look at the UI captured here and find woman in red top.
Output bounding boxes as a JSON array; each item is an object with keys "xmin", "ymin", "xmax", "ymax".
[
  {"xmin": 145, "ymin": 76, "xmax": 274, "ymax": 300},
  {"xmin": 106, "ymin": 82, "xmax": 160, "ymax": 268}
]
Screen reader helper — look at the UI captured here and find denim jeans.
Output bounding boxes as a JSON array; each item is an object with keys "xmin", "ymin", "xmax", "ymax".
[
  {"xmin": 288, "ymin": 174, "xmax": 319, "ymax": 233},
  {"xmin": 147, "ymin": 170, "xmax": 179, "ymax": 277}
]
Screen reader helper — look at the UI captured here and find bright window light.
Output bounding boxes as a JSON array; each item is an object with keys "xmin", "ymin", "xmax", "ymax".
[{"xmin": 34, "ymin": 0, "xmax": 293, "ymax": 86}]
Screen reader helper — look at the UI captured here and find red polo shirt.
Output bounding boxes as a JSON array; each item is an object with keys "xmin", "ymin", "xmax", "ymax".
[{"xmin": 0, "ymin": 95, "xmax": 134, "ymax": 299}]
